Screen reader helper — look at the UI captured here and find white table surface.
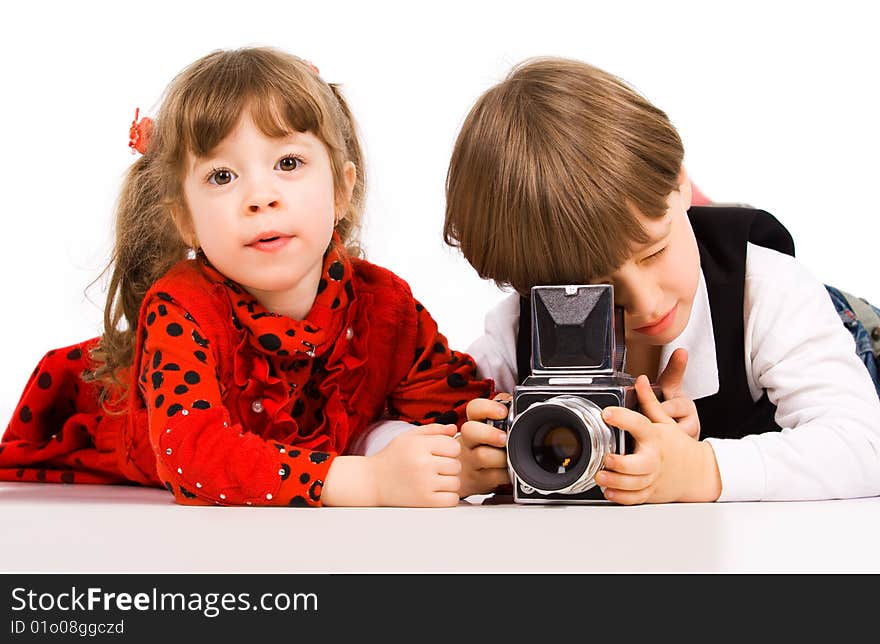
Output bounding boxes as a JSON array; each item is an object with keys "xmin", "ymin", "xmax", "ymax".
[{"xmin": 2, "ymin": 482, "xmax": 878, "ymax": 573}]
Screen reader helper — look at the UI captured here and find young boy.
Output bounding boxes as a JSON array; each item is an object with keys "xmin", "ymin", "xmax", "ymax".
[{"xmin": 446, "ymin": 57, "xmax": 880, "ymax": 504}]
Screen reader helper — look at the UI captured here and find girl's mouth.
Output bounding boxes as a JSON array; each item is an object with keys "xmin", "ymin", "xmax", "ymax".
[{"xmin": 246, "ymin": 232, "xmax": 292, "ymax": 252}]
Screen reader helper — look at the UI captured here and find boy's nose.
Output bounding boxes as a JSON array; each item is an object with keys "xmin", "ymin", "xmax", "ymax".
[{"xmin": 616, "ymin": 277, "xmax": 663, "ymax": 321}]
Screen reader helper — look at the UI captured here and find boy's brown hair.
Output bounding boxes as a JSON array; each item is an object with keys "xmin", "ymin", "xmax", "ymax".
[{"xmin": 444, "ymin": 57, "xmax": 684, "ymax": 296}]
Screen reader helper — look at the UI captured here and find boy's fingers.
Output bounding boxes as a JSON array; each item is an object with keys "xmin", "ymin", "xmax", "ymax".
[
  {"xmin": 602, "ymin": 451, "xmax": 654, "ymax": 476},
  {"xmin": 466, "ymin": 398, "xmax": 510, "ymax": 422},
  {"xmin": 659, "ymin": 397, "xmax": 695, "ymax": 420},
  {"xmin": 460, "ymin": 420, "xmax": 507, "ymax": 449},
  {"xmin": 595, "ymin": 469, "xmax": 653, "ymax": 492},
  {"xmin": 483, "ymin": 467, "xmax": 512, "ymax": 489},
  {"xmin": 657, "ymin": 348, "xmax": 688, "ymax": 399},
  {"xmin": 602, "ymin": 405, "xmax": 654, "ymax": 442},
  {"xmin": 472, "ymin": 445, "xmax": 508, "ymax": 469},
  {"xmin": 633, "ymin": 376, "xmax": 674, "ymax": 424}
]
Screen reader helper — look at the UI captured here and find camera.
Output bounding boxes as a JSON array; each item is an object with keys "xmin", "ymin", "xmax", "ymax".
[{"xmin": 488, "ymin": 284, "xmax": 660, "ymax": 504}]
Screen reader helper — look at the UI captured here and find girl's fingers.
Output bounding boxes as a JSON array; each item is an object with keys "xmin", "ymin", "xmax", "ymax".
[
  {"xmin": 434, "ymin": 473, "xmax": 462, "ymax": 494},
  {"xmin": 436, "ymin": 457, "xmax": 462, "ymax": 476},
  {"xmin": 427, "ymin": 434, "xmax": 462, "ymax": 458}
]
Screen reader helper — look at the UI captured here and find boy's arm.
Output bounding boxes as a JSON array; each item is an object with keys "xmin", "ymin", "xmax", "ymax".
[
  {"xmin": 709, "ymin": 244, "xmax": 880, "ymax": 501},
  {"xmin": 465, "ymin": 292, "xmax": 521, "ymax": 391}
]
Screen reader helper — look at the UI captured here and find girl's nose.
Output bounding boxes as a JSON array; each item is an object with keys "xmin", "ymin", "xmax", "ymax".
[{"xmin": 248, "ymin": 198, "xmax": 279, "ymax": 213}]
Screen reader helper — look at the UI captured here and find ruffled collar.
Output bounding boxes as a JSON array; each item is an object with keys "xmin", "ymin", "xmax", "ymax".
[{"xmin": 198, "ymin": 236, "xmax": 354, "ymax": 361}]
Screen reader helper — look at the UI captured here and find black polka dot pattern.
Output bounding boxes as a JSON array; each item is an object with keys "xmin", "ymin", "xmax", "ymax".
[
  {"xmin": 125, "ymin": 245, "xmax": 488, "ymax": 508},
  {"xmin": 328, "ymin": 261, "xmax": 345, "ymax": 280},
  {"xmin": 258, "ymin": 334, "xmax": 281, "ymax": 351},
  {"xmin": 309, "ymin": 452, "xmax": 330, "ymax": 465},
  {"xmin": 447, "ymin": 373, "xmax": 467, "ymax": 388}
]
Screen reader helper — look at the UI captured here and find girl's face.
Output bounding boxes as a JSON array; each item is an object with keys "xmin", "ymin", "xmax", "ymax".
[
  {"xmin": 181, "ymin": 110, "xmax": 355, "ymax": 319},
  {"xmin": 595, "ymin": 175, "xmax": 700, "ymax": 347}
]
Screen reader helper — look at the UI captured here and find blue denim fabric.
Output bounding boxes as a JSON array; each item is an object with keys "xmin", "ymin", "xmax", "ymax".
[{"xmin": 826, "ymin": 285, "xmax": 880, "ymax": 399}]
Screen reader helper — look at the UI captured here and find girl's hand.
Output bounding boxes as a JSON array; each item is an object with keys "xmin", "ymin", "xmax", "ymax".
[
  {"xmin": 457, "ymin": 396, "xmax": 511, "ymax": 498},
  {"xmin": 368, "ymin": 423, "xmax": 462, "ymax": 507},
  {"xmin": 656, "ymin": 348, "xmax": 700, "ymax": 439},
  {"xmin": 595, "ymin": 376, "xmax": 721, "ymax": 505}
]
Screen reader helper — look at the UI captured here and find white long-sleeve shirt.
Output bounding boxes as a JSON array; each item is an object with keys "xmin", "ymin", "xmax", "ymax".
[{"xmin": 466, "ymin": 243, "xmax": 880, "ymax": 502}]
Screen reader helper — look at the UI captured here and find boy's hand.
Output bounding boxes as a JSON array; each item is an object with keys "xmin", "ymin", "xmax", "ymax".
[
  {"xmin": 457, "ymin": 396, "xmax": 511, "ymax": 498},
  {"xmin": 368, "ymin": 423, "xmax": 462, "ymax": 507},
  {"xmin": 595, "ymin": 376, "xmax": 721, "ymax": 504},
  {"xmin": 656, "ymin": 348, "xmax": 700, "ymax": 439}
]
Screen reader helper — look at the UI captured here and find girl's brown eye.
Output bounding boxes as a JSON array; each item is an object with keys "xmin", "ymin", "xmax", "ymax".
[
  {"xmin": 209, "ymin": 169, "xmax": 234, "ymax": 186},
  {"xmin": 277, "ymin": 156, "xmax": 302, "ymax": 172}
]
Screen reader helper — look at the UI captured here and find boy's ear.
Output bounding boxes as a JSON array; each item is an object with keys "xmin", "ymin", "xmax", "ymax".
[{"xmin": 678, "ymin": 165, "xmax": 693, "ymax": 210}]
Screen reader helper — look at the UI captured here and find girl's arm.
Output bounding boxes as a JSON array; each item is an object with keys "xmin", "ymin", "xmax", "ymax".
[
  {"xmin": 141, "ymin": 294, "xmax": 341, "ymax": 506},
  {"xmin": 707, "ymin": 243, "xmax": 880, "ymax": 501},
  {"xmin": 141, "ymin": 294, "xmax": 461, "ymax": 507},
  {"xmin": 385, "ymin": 299, "xmax": 494, "ymax": 427}
]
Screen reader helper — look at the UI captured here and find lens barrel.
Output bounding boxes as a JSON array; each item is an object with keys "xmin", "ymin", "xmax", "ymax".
[{"xmin": 507, "ymin": 396, "xmax": 615, "ymax": 495}]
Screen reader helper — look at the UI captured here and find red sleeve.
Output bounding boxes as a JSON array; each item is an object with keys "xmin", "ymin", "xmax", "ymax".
[
  {"xmin": 387, "ymin": 300, "xmax": 494, "ymax": 428},
  {"xmin": 139, "ymin": 294, "xmax": 334, "ymax": 507}
]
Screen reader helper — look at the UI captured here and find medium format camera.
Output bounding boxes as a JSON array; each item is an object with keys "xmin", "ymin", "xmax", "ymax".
[{"xmin": 489, "ymin": 284, "xmax": 660, "ymax": 504}]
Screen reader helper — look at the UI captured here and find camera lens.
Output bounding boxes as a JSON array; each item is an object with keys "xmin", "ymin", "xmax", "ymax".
[
  {"xmin": 532, "ymin": 424, "xmax": 583, "ymax": 474},
  {"xmin": 507, "ymin": 396, "xmax": 615, "ymax": 495}
]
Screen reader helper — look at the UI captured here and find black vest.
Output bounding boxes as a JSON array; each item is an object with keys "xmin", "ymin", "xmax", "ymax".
[{"xmin": 515, "ymin": 206, "xmax": 796, "ymax": 440}]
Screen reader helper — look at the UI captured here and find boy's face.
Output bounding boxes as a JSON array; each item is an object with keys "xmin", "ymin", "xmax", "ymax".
[{"xmin": 596, "ymin": 176, "xmax": 700, "ymax": 346}]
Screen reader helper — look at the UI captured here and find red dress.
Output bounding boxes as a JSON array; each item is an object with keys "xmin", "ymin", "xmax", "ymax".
[{"xmin": 0, "ymin": 244, "xmax": 494, "ymax": 506}]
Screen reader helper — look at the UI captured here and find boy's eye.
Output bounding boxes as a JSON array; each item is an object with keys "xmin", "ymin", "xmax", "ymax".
[
  {"xmin": 645, "ymin": 246, "xmax": 667, "ymax": 261},
  {"xmin": 208, "ymin": 169, "xmax": 236, "ymax": 186},
  {"xmin": 276, "ymin": 156, "xmax": 303, "ymax": 172}
]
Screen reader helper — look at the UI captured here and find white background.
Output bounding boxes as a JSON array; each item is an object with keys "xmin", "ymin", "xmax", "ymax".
[{"xmin": 1, "ymin": 0, "xmax": 878, "ymax": 424}]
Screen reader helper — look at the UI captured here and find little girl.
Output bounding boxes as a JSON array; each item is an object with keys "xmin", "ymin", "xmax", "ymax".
[
  {"xmin": 0, "ymin": 47, "xmax": 492, "ymax": 507},
  {"xmin": 448, "ymin": 57, "xmax": 880, "ymax": 503}
]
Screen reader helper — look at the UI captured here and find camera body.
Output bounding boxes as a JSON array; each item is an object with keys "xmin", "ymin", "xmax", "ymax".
[{"xmin": 489, "ymin": 284, "xmax": 658, "ymax": 504}]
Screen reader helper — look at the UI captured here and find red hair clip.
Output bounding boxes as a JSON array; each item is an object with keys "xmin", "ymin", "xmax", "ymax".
[
  {"xmin": 304, "ymin": 60, "xmax": 320, "ymax": 75},
  {"xmin": 128, "ymin": 107, "xmax": 154, "ymax": 155}
]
